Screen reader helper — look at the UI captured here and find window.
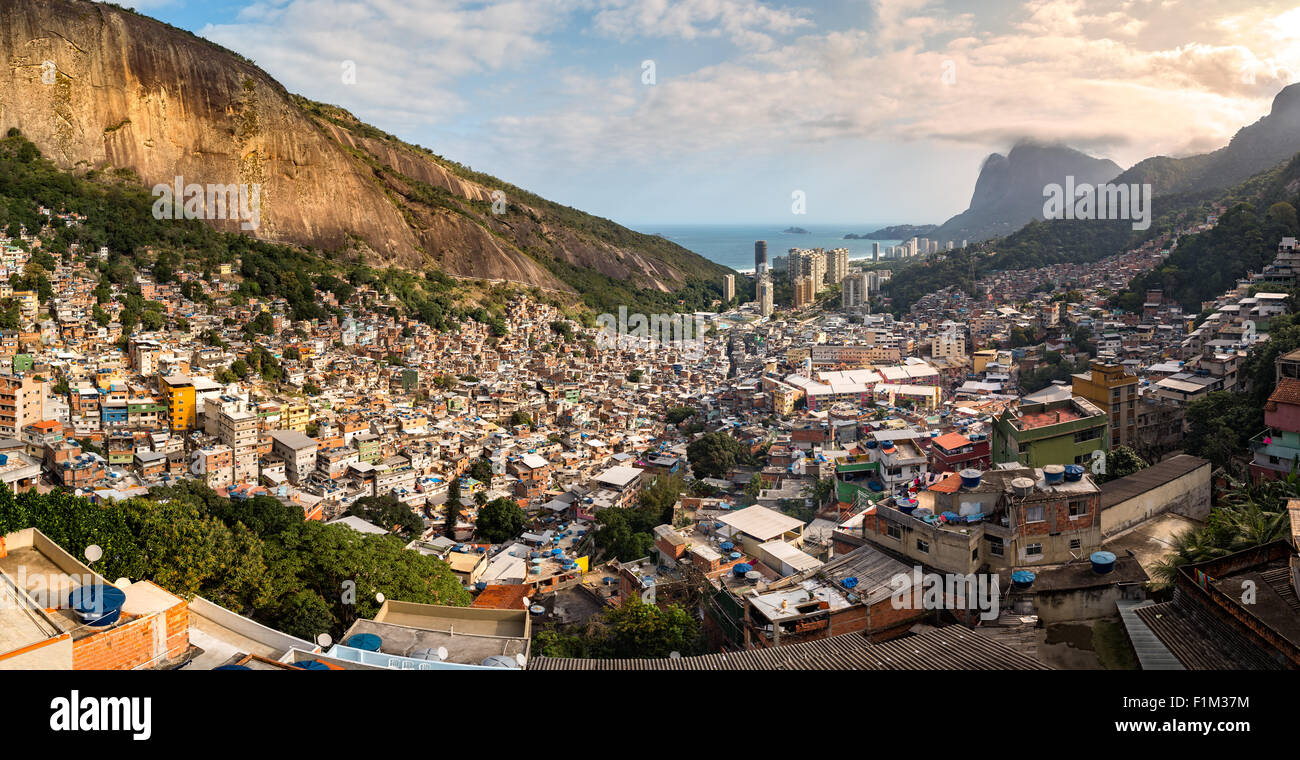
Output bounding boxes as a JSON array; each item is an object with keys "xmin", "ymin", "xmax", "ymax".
[
  {"xmin": 1070, "ymin": 538, "xmax": 1081, "ymax": 550},
  {"xmin": 971, "ymin": 548, "xmax": 979, "ymax": 561},
  {"xmin": 1068, "ymin": 500, "xmax": 1087, "ymax": 518},
  {"xmin": 988, "ymin": 537, "xmax": 1004, "ymax": 557},
  {"xmin": 1073, "ymin": 428, "xmax": 1102, "ymax": 443},
  {"xmin": 1025, "ymin": 505, "xmax": 1045, "ymax": 523},
  {"xmin": 1025, "ymin": 543, "xmax": 1043, "ymax": 557},
  {"xmin": 886, "ymin": 524, "xmax": 901, "ymax": 540},
  {"xmin": 916, "ymin": 539, "xmax": 930, "ymax": 553}
]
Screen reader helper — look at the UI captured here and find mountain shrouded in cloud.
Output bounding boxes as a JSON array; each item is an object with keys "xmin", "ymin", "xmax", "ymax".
[{"xmin": 931, "ymin": 141, "xmax": 1123, "ymax": 244}]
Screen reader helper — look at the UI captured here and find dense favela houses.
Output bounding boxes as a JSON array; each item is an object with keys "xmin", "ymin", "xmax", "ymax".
[{"xmin": 1, "ymin": 0, "xmax": 1300, "ymax": 694}]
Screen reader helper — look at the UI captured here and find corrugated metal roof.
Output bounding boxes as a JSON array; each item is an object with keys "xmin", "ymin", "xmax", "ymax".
[{"xmin": 528, "ymin": 626, "xmax": 1051, "ymax": 671}]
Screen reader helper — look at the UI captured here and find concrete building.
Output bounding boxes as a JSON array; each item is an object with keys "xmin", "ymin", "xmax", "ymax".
[
  {"xmin": 793, "ymin": 276, "xmax": 816, "ymax": 309},
  {"xmin": 825, "ymin": 247, "xmax": 848, "ymax": 285},
  {"xmin": 842, "ymin": 273, "xmax": 868, "ymax": 309},
  {"xmin": 270, "ymin": 429, "xmax": 318, "ymax": 485},
  {"xmin": 0, "ymin": 374, "xmax": 44, "ymax": 438},
  {"xmin": 757, "ymin": 278, "xmax": 774, "ymax": 318},
  {"xmin": 993, "ymin": 396, "xmax": 1109, "ymax": 468},
  {"xmin": 1072, "ymin": 360, "xmax": 1139, "ymax": 449}
]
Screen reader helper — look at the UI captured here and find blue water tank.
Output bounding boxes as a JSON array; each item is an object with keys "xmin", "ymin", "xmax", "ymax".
[
  {"xmin": 841, "ymin": 577, "xmax": 859, "ymax": 589},
  {"xmin": 291, "ymin": 660, "xmax": 332, "ymax": 670},
  {"xmin": 1063, "ymin": 464, "xmax": 1084, "ymax": 482},
  {"xmin": 1011, "ymin": 570, "xmax": 1036, "ymax": 589},
  {"xmin": 346, "ymin": 633, "xmax": 382, "ymax": 651},
  {"xmin": 959, "ymin": 469, "xmax": 982, "ymax": 488},
  {"xmin": 1090, "ymin": 551, "xmax": 1117, "ymax": 574},
  {"xmin": 68, "ymin": 584, "xmax": 127, "ymax": 627},
  {"xmin": 1043, "ymin": 464, "xmax": 1065, "ymax": 483},
  {"xmin": 733, "ymin": 563, "xmax": 753, "ymax": 576}
]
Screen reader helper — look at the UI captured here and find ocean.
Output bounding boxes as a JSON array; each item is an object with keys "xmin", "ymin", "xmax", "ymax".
[{"xmin": 635, "ymin": 223, "xmax": 904, "ymax": 273}]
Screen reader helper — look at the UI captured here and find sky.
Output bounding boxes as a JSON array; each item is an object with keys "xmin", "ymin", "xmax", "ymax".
[{"xmin": 122, "ymin": 0, "xmax": 1300, "ymax": 227}]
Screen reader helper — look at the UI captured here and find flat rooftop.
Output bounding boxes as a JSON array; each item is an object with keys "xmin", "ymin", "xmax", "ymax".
[{"xmin": 342, "ymin": 617, "xmax": 528, "ymax": 666}]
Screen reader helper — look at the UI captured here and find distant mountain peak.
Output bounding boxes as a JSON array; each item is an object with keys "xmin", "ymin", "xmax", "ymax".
[{"xmin": 931, "ymin": 142, "xmax": 1121, "ymax": 243}]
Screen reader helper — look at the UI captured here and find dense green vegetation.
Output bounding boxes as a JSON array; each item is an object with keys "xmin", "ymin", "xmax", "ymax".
[
  {"xmin": 532, "ymin": 597, "xmax": 703, "ymax": 659},
  {"xmin": 1149, "ymin": 473, "xmax": 1297, "ymax": 590},
  {"xmin": 474, "ymin": 497, "xmax": 526, "ymax": 543},
  {"xmin": 686, "ymin": 432, "xmax": 757, "ymax": 480},
  {"xmin": 0, "ymin": 128, "xmax": 721, "ymax": 334},
  {"xmin": 593, "ymin": 475, "xmax": 683, "ymax": 562},
  {"xmin": 344, "ymin": 494, "xmax": 424, "ymax": 536},
  {"xmin": 885, "ymin": 219, "xmax": 1140, "ymax": 312},
  {"xmin": 0, "ymin": 481, "xmax": 469, "ymax": 640}
]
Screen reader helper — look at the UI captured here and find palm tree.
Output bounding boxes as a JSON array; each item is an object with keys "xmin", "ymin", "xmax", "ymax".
[
  {"xmin": 1148, "ymin": 527, "xmax": 1231, "ymax": 590},
  {"xmin": 1221, "ymin": 504, "xmax": 1291, "ymax": 551}
]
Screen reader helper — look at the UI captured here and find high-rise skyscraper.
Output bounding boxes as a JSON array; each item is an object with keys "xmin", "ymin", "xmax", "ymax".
[
  {"xmin": 872, "ymin": 242, "xmax": 880, "ymax": 261},
  {"xmin": 826, "ymin": 248, "xmax": 849, "ymax": 285},
  {"xmin": 722, "ymin": 273, "xmax": 735, "ymax": 303},
  {"xmin": 793, "ymin": 276, "xmax": 816, "ymax": 308},
  {"xmin": 757, "ymin": 278, "xmax": 774, "ymax": 317},
  {"xmin": 754, "ymin": 240, "xmax": 768, "ymax": 276},
  {"xmin": 787, "ymin": 248, "xmax": 826, "ymax": 291},
  {"xmin": 842, "ymin": 273, "xmax": 868, "ymax": 309}
]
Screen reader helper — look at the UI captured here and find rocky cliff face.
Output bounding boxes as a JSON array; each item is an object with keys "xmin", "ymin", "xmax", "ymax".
[
  {"xmin": 933, "ymin": 141, "xmax": 1123, "ymax": 244},
  {"xmin": 0, "ymin": 0, "xmax": 726, "ymax": 292}
]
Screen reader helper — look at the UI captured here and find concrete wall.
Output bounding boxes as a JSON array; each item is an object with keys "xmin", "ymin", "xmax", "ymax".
[
  {"xmin": 1102, "ymin": 462, "xmax": 1211, "ymax": 537},
  {"xmin": 1032, "ymin": 584, "xmax": 1145, "ymax": 624}
]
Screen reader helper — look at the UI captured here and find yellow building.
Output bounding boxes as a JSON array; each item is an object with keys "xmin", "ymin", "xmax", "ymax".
[
  {"xmin": 972, "ymin": 349, "xmax": 999, "ymax": 374},
  {"xmin": 1071, "ymin": 360, "xmax": 1139, "ymax": 449},
  {"xmin": 280, "ymin": 400, "xmax": 310, "ymax": 432},
  {"xmin": 11, "ymin": 291, "xmax": 37, "ymax": 322},
  {"xmin": 160, "ymin": 374, "xmax": 196, "ymax": 432},
  {"xmin": 793, "ymin": 276, "xmax": 816, "ymax": 309}
]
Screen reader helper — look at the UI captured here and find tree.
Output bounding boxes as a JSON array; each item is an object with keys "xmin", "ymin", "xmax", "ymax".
[
  {"xmin": 508, "ymin": 410, "xmax": 533, "ymax": 428},
  {"xmin": 346, "ymin": 494, "xmax": 423, "ymax": 536},
  {"xmin": 469, "ymin": 457, "xmax": 493, "ymax": 484},
  {"xmin": 603, "ymin": 597, "xmax": 701, "ymax": 658},
  {"xmin": 230, "ymin": 359, "xmax": 250, "ymax": 379},
  {"xmin": 1100, "ymin": 446, "xmax": 1148, "ymax": 483},
  {"xmin": 444, "ymin": 478, "xmax": 460, "ymax": 538},
  {"xmin": 665, "ymin": 406, "xmax": 696, "ymax": 425},
  {"xmin": 639, "ymin": 475, "xmax": 683, "ymax": 523},
  {"xmin": 687, "ymin": 431, "xmax": 752, "ymax": 480},
  {"xmin": 475, "ymin": 497, "xmax": 525, "ymax": 543}
]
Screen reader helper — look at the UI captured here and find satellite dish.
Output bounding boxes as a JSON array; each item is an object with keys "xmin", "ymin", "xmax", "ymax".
[
  {"xmin": 375, "ymin": 592, "xmax": 385, "ymax": 604},
  {"xmin": 84, "ymin": 544, "xmax": 102, "ymax": 563},
  {"xmin": 515, "ymin": 653, "xmax": 527, "ymax": 667},
  {"xmin": 113, "ymin": 577, "xmax": 131, "ymax": 588},
  {"xmin": 317, "ymin": 633, "xmax": 333, "ymax": 648},
  {"xmin": 438, "ymin": 647, "xmax": 449, "ymax": 661},
  {"xmin": 669, "ymin": 651, "xmax": 682, "ymax": 659}
]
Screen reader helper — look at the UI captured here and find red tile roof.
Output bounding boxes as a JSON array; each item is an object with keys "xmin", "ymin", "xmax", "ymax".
[
  {"xmin": 1268, "ymin": 378, "xmax": 1300, "ymax": 407},
  {"xmin": 932, "ymin": 433, "xmax": 971, "ymax": 452},
  {"xmin": 471, "ymin": 584, "xmax": 530, "ymax": 610},
  {"xmin": 928, "ymin": 472, "xmax": 962, "ymax": 493}
]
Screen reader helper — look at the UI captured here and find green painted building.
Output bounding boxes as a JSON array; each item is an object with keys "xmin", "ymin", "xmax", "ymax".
[{"xmin": 993, "ymin": 396, "xmax": 1109, "ymax": 469}]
